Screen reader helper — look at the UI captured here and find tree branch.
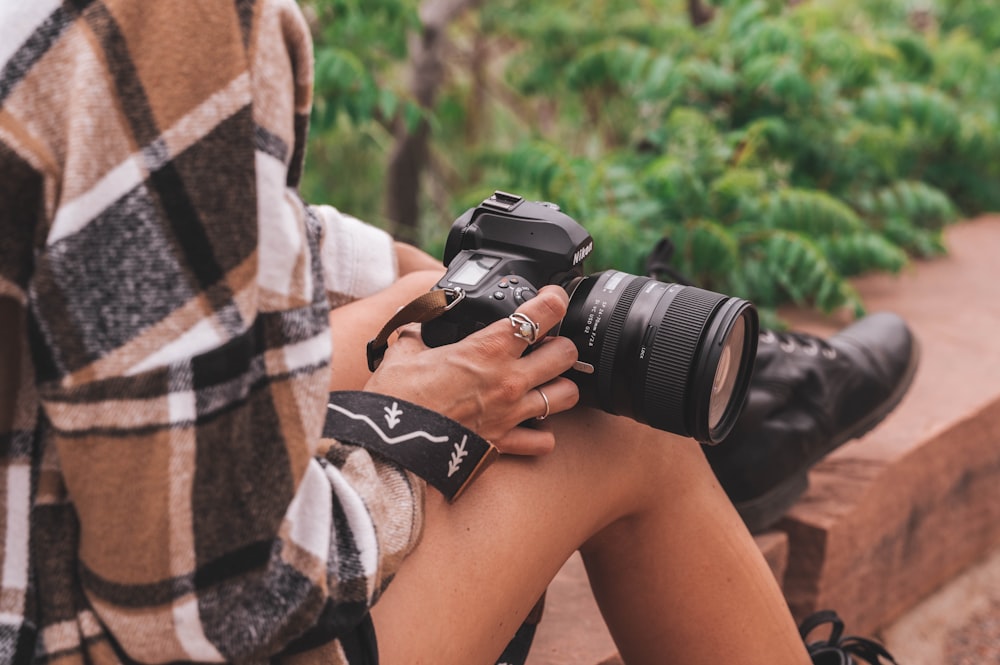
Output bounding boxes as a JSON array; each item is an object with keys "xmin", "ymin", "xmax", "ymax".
[
  {"xmin": 687, "ymin": 0, "xmax": 715, "ymax": 26},
  {"xmin": 385, "ymin": 0, "xmax": 486, "ymax": 234}
]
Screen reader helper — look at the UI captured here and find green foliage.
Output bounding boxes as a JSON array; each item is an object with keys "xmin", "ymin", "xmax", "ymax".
[
  {"xmin": 671, "ymin": 219, "xmax": 741, "ymax": 288},
  {"xmin": 857, "ymin": 84, "xmax": 962, "ymax": 145},
  {"xmin": 743, "ymin": 231, "xmax": 863, "ymax": 315},
  {"xmin": 299, "ymin": 0, "xmax": 420, "ymax": 219},
  {"xmin": 303, "ymin": 0, "xmax": 1000, "ymax": 318},
  {"xmin": 854, "ymin": 181, "xmax": 958, "ymax": 231},
  {"xmin": 940, "ymin": 1, "xmax": 1000, "ymax": 49},
  {"xmin": 762, "ymin": 189, "xmax": 864, "ymax": 236},
  {"xmin": 308, "ymin": 0, "xmax": 418, "ymax": 127},
  {"xmin": 817, "ymin": 233, "xmax": 909, "ymax": 277}
]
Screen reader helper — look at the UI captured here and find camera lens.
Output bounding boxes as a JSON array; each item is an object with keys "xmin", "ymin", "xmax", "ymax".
[{"xmin": 560, "ymin": 271, "xmax": 758, "ymax": 444}]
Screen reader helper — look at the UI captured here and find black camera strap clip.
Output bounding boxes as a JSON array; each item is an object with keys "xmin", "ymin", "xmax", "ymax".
[{"xmin": 365, "ymin": 287, "xmax": 465, "ymax": 372}]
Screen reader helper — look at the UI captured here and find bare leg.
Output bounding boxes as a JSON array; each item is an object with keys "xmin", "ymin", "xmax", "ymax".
[{"xmin": 329, "ymin": 273, "xmax": 809, "ymax": 665}]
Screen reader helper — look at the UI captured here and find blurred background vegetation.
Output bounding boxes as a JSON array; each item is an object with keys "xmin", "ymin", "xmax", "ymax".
[{"xmin": 300, "ymin": 0, "xmax": 1000, "ymax": 321}]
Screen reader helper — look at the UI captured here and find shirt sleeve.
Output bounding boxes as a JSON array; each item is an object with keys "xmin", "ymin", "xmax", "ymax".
[
  {"xmin": 0, "ymin": 1, "xmax": 422, "ymax": 662},
  {"xmin": 312, "ymin": 204, "xmax": 399, "ymax": 305}
]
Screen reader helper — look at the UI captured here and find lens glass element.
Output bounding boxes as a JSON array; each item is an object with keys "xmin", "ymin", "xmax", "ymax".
[{"xmin": 709, "ymin": 316, "xmax": 745, "ymax": 429}]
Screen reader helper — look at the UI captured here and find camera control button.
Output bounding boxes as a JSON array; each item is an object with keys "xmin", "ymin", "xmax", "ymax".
[
  {"xmin": 514, "ymin": 287, "xmax": 536, "ymax": 303},
  {"xmin": 498, "ymin": 279, "xmax": 510, "ymax": 288},
  {"xmin": 493, "ymin": 291, "xmax": 506, "ymax": 300},
  {"xmin": 509, "ymin": 277, "xmax": 520, "ymax": 284}
]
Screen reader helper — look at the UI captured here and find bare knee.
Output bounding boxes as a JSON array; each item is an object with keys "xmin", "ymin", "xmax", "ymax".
[{"xmin": 547, "ymin": 408, "xmax": 719, "ymax": 529}]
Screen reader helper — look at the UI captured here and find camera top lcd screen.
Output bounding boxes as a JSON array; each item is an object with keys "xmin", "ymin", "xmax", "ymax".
[{"xmin": 450, "ymin": 254, "xmax": 500, "ymax": 286}]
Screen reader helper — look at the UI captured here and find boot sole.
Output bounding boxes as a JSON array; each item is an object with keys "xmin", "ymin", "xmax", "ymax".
[{"xmin": 735, "ymin": 335, "xmax": 922, "ymax": 533}]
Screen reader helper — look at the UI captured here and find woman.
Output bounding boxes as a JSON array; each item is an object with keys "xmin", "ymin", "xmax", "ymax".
[{"xmin": 0, "ymin": 1, "xmax": 862, "ymax": 664}]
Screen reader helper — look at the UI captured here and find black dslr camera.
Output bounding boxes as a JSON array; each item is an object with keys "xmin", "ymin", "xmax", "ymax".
[{"xmin": 422, "ymin": 191, "xmax": 759, "ymax": 444}]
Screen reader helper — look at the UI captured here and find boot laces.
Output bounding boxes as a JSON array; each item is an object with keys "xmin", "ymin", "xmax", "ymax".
[
  {"xmin": 800, "ymin": 611, "xmax": 899, "ymax": 665},
  {"xmin": 759, "ymin": 330, "xmax": 838, "ymax": 359}
]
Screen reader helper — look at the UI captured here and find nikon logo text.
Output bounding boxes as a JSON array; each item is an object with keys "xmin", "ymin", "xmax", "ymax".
[{"xmin": 573, "ymin": 242, "xmax": 594, "ymax": 266}]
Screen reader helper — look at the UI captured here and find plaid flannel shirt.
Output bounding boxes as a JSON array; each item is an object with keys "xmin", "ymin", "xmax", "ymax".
[{"xmin": 0, "ymin": 1, "xmax": 424, "ymax": 662}]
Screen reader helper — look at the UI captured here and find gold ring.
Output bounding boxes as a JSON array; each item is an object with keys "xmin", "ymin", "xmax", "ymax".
[
  {"xmin": 509, "ymin": 312, "xmax": 540, "ymax": 345},
  {"xmin": 535, "ymin": 388, "xmax": 551, "ymax": 421}
]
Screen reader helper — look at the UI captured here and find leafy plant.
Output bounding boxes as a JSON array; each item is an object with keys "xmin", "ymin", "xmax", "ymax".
[{"xmin": 303, "ymin": 0, "xmax": 998, "ymax": 319}]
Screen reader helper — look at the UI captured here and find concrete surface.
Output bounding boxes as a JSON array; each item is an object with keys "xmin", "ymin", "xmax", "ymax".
[{"xmin": 882, "ymin": 546, "xmax": 1000, "ymax": 663}]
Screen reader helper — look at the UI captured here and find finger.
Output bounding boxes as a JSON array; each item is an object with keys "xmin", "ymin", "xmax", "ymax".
[
  {"xmin": 525, "ymin": 378, "xmax": 579, "ymax": 423},
  {"xmin": 479, "ymin": 285, "xmax": 569, "ymax": 357},
  {"xmin": 492, "ymin": 424, "xmax": 556, "ymax": 456},
  {"xmin": 516, "ymin": 336, "xmax": 579, "ymax": 388},
  {"xmin": 386, "ymin": 323, "xmax": 432, "ymax": 358}
]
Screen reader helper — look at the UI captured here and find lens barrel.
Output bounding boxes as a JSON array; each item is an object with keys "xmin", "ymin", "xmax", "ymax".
[{"xmin": 561, "ymin": 271, "xmax": 758, "ymax": 444}]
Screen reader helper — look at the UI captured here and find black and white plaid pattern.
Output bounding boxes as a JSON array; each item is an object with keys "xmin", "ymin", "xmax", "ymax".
[{"xmin": 0, "ymin": 1, "xmax": 420, "ymax": 662}]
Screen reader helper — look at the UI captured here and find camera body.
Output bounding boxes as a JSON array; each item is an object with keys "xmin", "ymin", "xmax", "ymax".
[
  {"xmin": 423, "ymin": 190, "xmax": 758, "ymax": 444},
  {"xmin": 421, "ymin": 191, "xmax": 593, "ymax": 347}
]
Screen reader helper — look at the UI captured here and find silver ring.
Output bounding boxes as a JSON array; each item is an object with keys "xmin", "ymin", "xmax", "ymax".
[
  {"xmin": 509, "ymin": 312, "xmax": 540, "ymax": 345},
  {"xmin": 535, "ymin": 388, "xmax": 551, "ymax": 421}
]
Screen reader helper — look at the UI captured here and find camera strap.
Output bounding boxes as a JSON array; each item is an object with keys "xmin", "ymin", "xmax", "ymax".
[
  {"xmin": 324, "ymin": 391, "xmax": 498, "ymax": 502},
  {"xmin": 365, "ymin": 288, "xmax": 465, "ymax": 371}
]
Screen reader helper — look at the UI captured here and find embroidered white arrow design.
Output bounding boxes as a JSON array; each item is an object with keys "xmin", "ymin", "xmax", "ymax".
[
  {"xmin": 384, "ymin": 402, "xmax": 403, "ymax": 429},
  {"xmin": 447, "ymin": 436, "xmax": 469, "ymax": 477},
  {"xmin": 327, "ymin": 403, "xmax": 449, "ymax": 445}
]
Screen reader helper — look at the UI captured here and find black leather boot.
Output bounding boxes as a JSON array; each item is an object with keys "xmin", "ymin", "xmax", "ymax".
[
  {"xmin": 800, "ymin": 611, "xmax": 899, "ymax": 664},
  {"xmin": 703, "ymin": 312, "xmax": 920, "ymax": 532}
]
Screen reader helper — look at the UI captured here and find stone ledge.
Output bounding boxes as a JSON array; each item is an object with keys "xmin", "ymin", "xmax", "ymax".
[
  {"xmin": 778, "ymin": 216, "xmax": 1000, "ymax": 636},
  {"xmin": 782, "ymin": 394, "xmax": 1000, "ymax": 634}
]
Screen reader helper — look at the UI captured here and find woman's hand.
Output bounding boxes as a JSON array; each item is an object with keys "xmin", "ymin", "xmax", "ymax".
[{"xmin": 363, "ymin": 286, "xmax": 580, "ymax": 455}]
